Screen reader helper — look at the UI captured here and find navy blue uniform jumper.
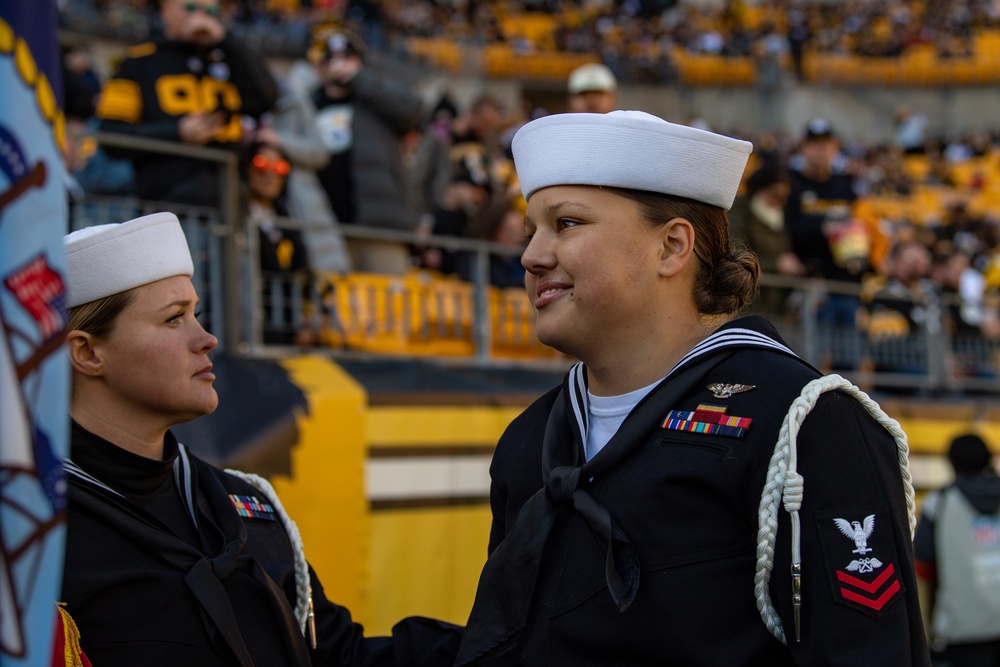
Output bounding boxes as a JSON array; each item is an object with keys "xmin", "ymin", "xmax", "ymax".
[{"xmin": 459, "ymin": 316, "xmax": 930, "ymax": 666}]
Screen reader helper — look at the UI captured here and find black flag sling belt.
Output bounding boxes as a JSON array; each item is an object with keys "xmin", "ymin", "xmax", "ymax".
[
  {"xmin": 456, "ymin": 325, "xmax": 801, "ymax": 666},
  {"xmin": 65, "ymin": 446, "xmax": 313, "ymax": 667}
]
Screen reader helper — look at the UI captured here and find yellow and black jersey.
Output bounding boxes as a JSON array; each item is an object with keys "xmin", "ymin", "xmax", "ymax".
[{"xmin": 96, "ymin": 37, "xmax": 277, "ymax": 204}]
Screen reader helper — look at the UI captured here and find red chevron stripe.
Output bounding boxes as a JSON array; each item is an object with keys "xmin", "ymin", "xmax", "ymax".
[
  {"xmin": 839, "ymin": 579, "xmax": 901, "ymax": 611},
  {"xmin": 835, "ymin": 562, "xmax": 896, "ymax": 593}
]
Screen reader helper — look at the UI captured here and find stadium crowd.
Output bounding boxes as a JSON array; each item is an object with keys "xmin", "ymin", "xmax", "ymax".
[
  {"xmin": 60, "ymin": 0, "xmax": 1000, "ymax": 84},
  {"xmin": 57, "ymin": 0, "xmax": 1000, "ymax": 381}
]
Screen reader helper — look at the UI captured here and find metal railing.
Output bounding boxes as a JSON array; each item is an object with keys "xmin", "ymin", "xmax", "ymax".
[
  {"xmin": 74, "ymin": 132, "xmax": 1000, "ymax": 396},
  {"xmin": 239, "ymin": 214, "xmax": 546, "ymax": 365},
  {"xmin": 760, "ymin": 273, "xmax": 1000, "ymax": 395}
]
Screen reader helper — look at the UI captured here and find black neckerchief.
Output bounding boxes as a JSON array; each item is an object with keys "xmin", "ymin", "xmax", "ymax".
[{"xmin": 456, "ymin": 317, "xmax": 800, "ymax": 665}]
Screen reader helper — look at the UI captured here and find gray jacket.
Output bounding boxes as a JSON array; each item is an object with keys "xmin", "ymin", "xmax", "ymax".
[
  {"xmin": 333, "ymin": 68, "xmax": 424, "ymax": 231},
  {"xmin": 270, "ymin": 89, "xmax": 351, "ymax": 273}
]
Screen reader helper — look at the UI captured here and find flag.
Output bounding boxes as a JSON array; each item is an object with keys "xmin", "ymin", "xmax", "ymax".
[{"xmin": 0, "ymin": 1, "xmax": 70, "ymax": 665}]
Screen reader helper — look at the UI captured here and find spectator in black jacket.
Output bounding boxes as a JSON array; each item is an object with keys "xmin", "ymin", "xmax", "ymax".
[
  {"xmin": 96, "ymin": 0, "xmax": 277, "ymax": 206},
  {"xmin": 785, "ymin": 118, "xmax": 866, "ymax": 369}
]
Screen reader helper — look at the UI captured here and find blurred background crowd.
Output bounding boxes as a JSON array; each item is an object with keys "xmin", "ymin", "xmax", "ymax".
[
  {"xmin": 55, "ymin": 0, "xmax": 1000, "ymax": 389},
  {"xmin": 60, "ymin": 0, "xmax": 1000, "ymax": 72}
]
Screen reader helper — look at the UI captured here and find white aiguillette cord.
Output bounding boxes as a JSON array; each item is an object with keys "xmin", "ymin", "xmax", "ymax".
[
  {"xmin": 753, "ymin": 374, "xmax": 916, "ymax": 644},
  {"xmin": 225, "ymin": 469, "xmax": 317, "ymax": 649}
]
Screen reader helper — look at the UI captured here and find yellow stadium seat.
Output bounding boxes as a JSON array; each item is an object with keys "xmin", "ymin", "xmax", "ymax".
[
  {"xmin": 975, "ymin": 31, "xmax": 1000, "ymax": 56},
  {"xmin": 741, "ymin": 5, "xmax": 766, "ymax": 30},
  {"xmin": 677, "ymin": 54, "xmax": 754, "ymax": 86},
  {"xmin": 909, "ymin": 188, "xmax": 947, "ymax": 225},
  {"xmin": 490, "ymin": 288, "xmax": 564, "ymax": 360},
  {"xmin": 408, "ymin": 38, "xmax": 463, "ymax": 73},
  {"xmin": 799, "ymin": 52, "xmax": 819, "ymax": 81},
  {"xmin": 316, "ymin": 269, "xmax": 564, "ymax": 360},
  {"xmin": 483, "ymin": 44, "xmax": 515, "ymax": 78},
  {"xmin": 902, "ymin": 155, "xmax": 932, "ymax": 183},
  {"xmin": 948, "ymin": 60, "xmax": 980, "ymax": 85},
  {"xmin": 317, "ymin": 272, "xmax": 413, "ymax": 354},
  {"xmin": 948, "ymin": 158, "xmax": 990, "ymax": 189},
  {"xmin": 499, "ymin": 12, "xmax": 560, "ymax": 48},
  {"xmin": 408, "ymin": 272, "xmax": 477, "ymax": 357},
  {"xmin": 404, "ymin": 28, "xmax": 1000, "ymax": 88},
  {"xmin": 830, "ymin": 56, "xmax": 857, "ymax": 84}
]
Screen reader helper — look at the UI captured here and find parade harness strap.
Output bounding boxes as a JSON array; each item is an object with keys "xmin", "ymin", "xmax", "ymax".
[{"xmin": 225, "ymin": 469, "xmax": 317, "ymax": 649}]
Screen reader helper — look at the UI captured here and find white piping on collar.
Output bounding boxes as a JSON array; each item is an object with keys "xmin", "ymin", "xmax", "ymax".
[
  {"xmin": 64, "ymin": 459, "xmax": 123, "ymax": 497},
  {"xmin": 567, "ymin": 326, "xmax": 799, "ymax": 445},
  {"xmin": 65, "ymin": 442, "xmax": 199, "ymax": 528},
  {"xmin": 173, "ymin": 443, "xmax": 199, "ymax": 528}
]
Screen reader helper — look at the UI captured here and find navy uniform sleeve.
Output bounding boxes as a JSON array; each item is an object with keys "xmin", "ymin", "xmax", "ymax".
[
  {"xmin": 771, "ymin": 391, "xmax": 931, "ymax": 666},
  {"xmin": 309, "ymin": 560, "xmax": 462, "ymax": 667},
  {"xmin": 308, "ymin": 563, "xmax": 392, "ymax": 666},
  {"xmin": 388, "ymin": 616, "xmax": 464, "ymax": 667},
  {"xmin": 223, "ymin": 461, "xmax": 460, "ymax": 667}
]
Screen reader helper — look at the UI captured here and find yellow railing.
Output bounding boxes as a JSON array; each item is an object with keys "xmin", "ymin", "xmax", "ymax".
[{"xmin": 306, "ymin": 269, "xmax": 564, "ymax": 361}]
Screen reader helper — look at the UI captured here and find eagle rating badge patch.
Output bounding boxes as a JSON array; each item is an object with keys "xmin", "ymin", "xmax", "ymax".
[{"xmin": 817, "ymin": 507, "xmax": 903, "ymax": 617}]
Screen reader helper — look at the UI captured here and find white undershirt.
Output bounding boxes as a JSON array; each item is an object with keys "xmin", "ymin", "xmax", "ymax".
[{"xmin": 584, "ymin": 376, "xmax": 666, "ymax": 461}]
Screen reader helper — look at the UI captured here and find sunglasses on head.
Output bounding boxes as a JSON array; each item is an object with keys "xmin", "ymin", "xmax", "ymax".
[
  {"xmin": 183, "ymin": 2, "xmax": 221, "ymax": 16},
  {"xmin": 251, "ymin": 154, "xmax": 291, "ymax": 176}
]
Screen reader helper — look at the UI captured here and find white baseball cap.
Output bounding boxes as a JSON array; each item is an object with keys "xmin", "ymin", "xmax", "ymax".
[{"xmin": 567, "ymin": 63, "xmax": 618, "ymax": 95}]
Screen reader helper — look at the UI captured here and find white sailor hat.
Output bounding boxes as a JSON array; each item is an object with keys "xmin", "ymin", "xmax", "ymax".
[
  {"xmin": 511, "ymin": 110, "xmax": 753, "ymax": 210},
  {"xmin": 64, "ymin": 212, "xmax": 194, "ymax": 308}
]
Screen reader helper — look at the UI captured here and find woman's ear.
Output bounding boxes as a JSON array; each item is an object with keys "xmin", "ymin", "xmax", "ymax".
[
  {"xmin": 66, "ymin": 330, "xmax": 104, "ymax": 377},
  {"xmin": 658, "ymin": 217, "xmax": 696, "ymax": 278}
]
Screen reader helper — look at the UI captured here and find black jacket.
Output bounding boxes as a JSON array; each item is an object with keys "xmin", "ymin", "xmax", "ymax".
[
  {"xmin": 785, "ymin": 168, "xmax": 861, "ymax": 282},
  {"xmin": 62, "ymin": 422, "xmax": 461, "ymax": 667},
  {"xmin": 96, "ymin": 36, "xmax": 277, "ymax": 205}
]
